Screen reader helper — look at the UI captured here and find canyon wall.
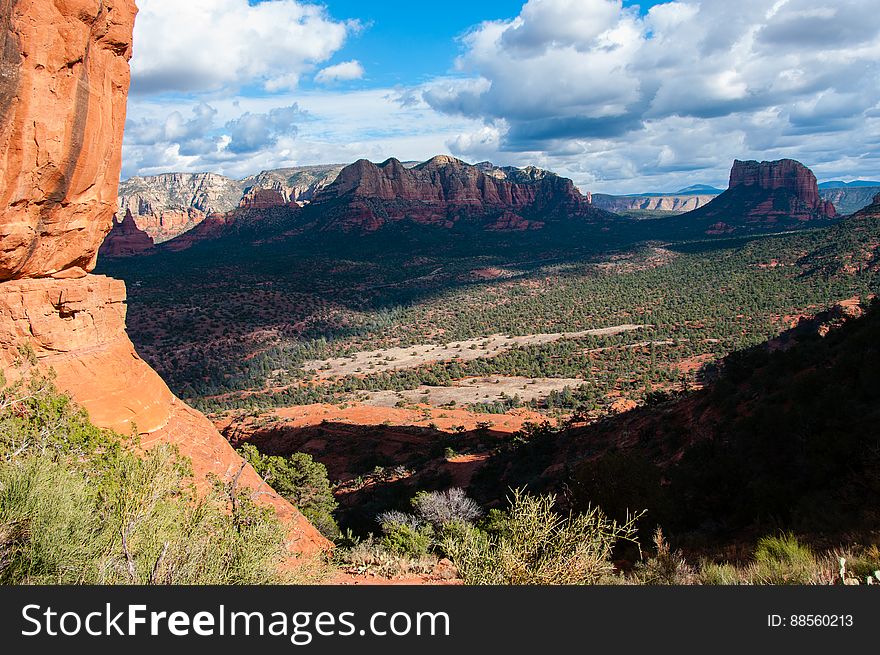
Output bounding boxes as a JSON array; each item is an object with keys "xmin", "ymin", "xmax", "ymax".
[
  {"xmin": 117, "ymin": 172, "xmax": 244, "ymax": 242},
  {"xmin": 819, "ymin": 186, "xmax": 880, "ymax": 215},
  {"xmin": 0, "ymin": 0, "xmax": 327, "ymax": 555}
]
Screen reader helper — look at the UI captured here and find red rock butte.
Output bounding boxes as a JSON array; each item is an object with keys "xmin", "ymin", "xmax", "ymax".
[
  {"xmin": 306, "ymin": 155, "xmax": 606, "ymax": 232},
  {"xmin": 685, "ymin": 158, "xmax": 837, "ymax": 231},
  {"xmin": 0, "ymin": 0, "xmax": 328, "ymax": 557},
  {"xmin": 99, "ymin": 208, "xmax": 155, "ymax": 257}
]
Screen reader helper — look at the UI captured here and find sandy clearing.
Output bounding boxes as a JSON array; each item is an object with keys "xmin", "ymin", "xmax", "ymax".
[
  {"xmin": 303, "ymin": 324, "xmax": 645, "ymax": 377},
  {"xmin": 360, "ymin": 376, "xmax": 587, "ymax": 407}
]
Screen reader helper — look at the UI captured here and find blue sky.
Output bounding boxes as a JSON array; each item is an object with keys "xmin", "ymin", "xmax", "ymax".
[
  {"xmin": 285, "ymin": 1, "xmax": 662, "ymax": 89},
  {"xmin": 124, "ymin": 0, "xmax": 880, "ymax": 194},
  {"xmin": 294, "ymin": 1, "xmax": 529, "ymax": 89}
]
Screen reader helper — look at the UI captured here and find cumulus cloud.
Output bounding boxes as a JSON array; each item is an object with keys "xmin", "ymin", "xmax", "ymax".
[
  {"xmin": 121, "ymin": 90, "xmax": 488, "ymax": 180},
  {"xmin": 130, "ymin": 0, "xmax": 354, "ymax": 94},
  {"xmin": 315, "ymin": 60, "xmax": 365, "ymax": 84},
  {"xmin": 122, "ymin": 102, "xmax": 308, "ymax": 176},
  {"xmin": 223, "ymin": 104, "xmax": 308, "ymax": 154},
  {"xmin": 420, "ymin": 0, "xmax": 880, "ymax": 191},
  {"xmin": 122, "ymin": 0, "xmax": 880, "ymax": 194}
]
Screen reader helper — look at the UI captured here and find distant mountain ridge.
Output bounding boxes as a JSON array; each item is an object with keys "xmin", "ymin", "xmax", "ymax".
[
  {"xmin": 819, "ymin": 180, "xmax": 880, "ymax": 189},
  {"xmin": 113, "ymin": 156, "xmax": 880, "ymax": 257},
  {"xmin": 117, "ymin": 165, "xmax": 344, "ymax": 242},
  {"xmin": 591, "ymin": 193, "xmax": 718, "ymax": 215}
]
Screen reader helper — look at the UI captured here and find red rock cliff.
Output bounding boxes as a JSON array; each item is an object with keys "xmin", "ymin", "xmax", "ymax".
[
  {"xmin": 684, "ymin": 158, "xmax": 837, "ymax": 232},
  {"xmin": 729, "ymin": 159, "xmax": 832, "ymax": 214},
  {"xmin": 310, "ymin": 155, "xmax": 604, "ymax": 232},
  {"xmin": 0, "ymin": 0, "xmax": 135, "ymax": 278},
  {"xmin": 0, "ymin": 0, "xmax": 328, "ymax": 556}
]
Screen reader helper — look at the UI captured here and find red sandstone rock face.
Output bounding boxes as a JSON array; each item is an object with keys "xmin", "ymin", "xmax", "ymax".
[
  {"xmin": 130, "ymin": 207, "xmax": 209, "ymax": 242},
  {"xmin": 686, "ymin": 159, "xmax": 837, "ymax": 233},
  {"xmin": 0, "ymin": 0, "xmax": 330, "ymax": 557},
  {"xmin": 0, "ymin": 0, "xmax": 137, "ymax": 279},
  {"xmin": 99, "ymin": 208, "xmax": 155, "ymax": 258},
  {"xmin": 310, "ymin": 155, "xmax": 602, "ymax": 232},
  {"xmin": 730, "ymin": 159, "xmax": 820, "ymax": 203}
]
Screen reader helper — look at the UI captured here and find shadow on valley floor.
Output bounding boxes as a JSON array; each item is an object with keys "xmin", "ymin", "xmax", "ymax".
[{"xmin": 225, "ymin": 419, "xmax": 513, "ymax": 536}]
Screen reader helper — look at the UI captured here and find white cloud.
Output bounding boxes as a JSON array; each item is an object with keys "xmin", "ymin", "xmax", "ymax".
[
  {"xmin": 122, "ymin": 90, "xmax": 487, "ymax": 180},
  {"xmin": 419, "ymin": 0, "xmax": 880, "ymax": 192},
  {"xmin": 130, "ymin": 0, "xmax": 353, "ymax": 94},
  {"xmin": 315, "ymin": 60, "xmax": 365, "ymax": 84},
  {"xmin": 123, "ymin": 0, "xmax": 880, "ymax": 194}
]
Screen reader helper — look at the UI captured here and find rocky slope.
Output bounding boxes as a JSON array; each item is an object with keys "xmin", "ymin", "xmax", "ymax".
[
  {"xmin": 98, "ymin": 208, "xmax": 154, "ymax": 257},
  {"xmin": 303, "ymin": 155, "xmax": 611, "ymax": 232},
  {"xmin": 117, "ymin": 165, "xmax": 342, "ymax": 241},
  {"xmin": 676, "ymin": 159, "xmax": 838, "ymax": 234},
  {"xmin": 799, "ymin": 192, "xmax": 880, "ymax": 276},
  {"xmin": 0, "ymin": 0, "xmax": 327, "ymax": 556}
]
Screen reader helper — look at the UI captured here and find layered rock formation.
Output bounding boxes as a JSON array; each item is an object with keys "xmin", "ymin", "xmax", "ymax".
[
  {"xmin": 0, "ymin": 0, "xmax": 327, "ymax": 556},
  {"xmin": 117, "ymin": 172, "xmax": 244, "ymax": 242},
  {"xmin": 306, "ymin": 155, "xmax": 608, "ymax": 232},
  {"xmin": 684, "ymin": 159, "xmax": 837, "ymax": 232},
  {"xmin": 819, "ymin": 186, "xmax": 880, "ymax": 215},
  {"xmin": 238, "ymin": 165, "xmax": 343, "ymax": 208},
  {"xmin": 591, "ymin": 193, "xmax": 718, "ymax": 214},
  {"xmin": 117, "ymin": 165, "xmax": 343, "ymax": 242},
  {"xmin": 99, "ymin": 208, "xmax": 154, "ymax": 257}
]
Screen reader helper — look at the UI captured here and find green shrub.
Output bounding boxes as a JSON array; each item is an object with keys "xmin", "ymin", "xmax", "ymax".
[
  {"xmin": 238, "ymin": 443, "xmax": 339, "ymax": 539},
  {"xmin": 0, "ymin": 377, "xmax": 304, "ymax": 585},
  {"xmin": 751, "ymin": 533, "xmax": 816, "ymax": 585},
  {"xmin": 380, "ymin": 521, "xmax": 433, "ymax": 558},
  {"xmin": 0, "ymin": 446, "xmax": 291, "ymax": 584},
  {"xmin": 442, "ymin": 489, "xmax": 640, "ymax": 585}
]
